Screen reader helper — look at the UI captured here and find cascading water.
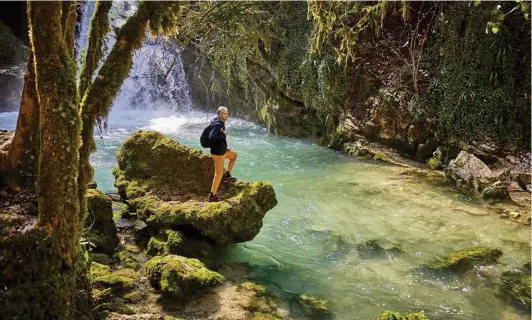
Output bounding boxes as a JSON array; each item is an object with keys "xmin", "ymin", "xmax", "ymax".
[{"xmin": 75, "ymin": 0, "xmax": 193, "ymax": 112}]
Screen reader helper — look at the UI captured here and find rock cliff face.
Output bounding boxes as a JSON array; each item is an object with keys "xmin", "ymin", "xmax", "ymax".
[{"xmin": 113, "ymin": 130, "xmax": 278, "ymax": 245}]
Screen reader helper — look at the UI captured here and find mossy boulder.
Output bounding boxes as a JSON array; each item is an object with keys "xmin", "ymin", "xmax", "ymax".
[
  {"xmin": 86, "ymin": 189, "xmax": 119, "ymax": 253},
  {"xmin": 375, "ymin": 310, "xmax": 429, "ymax": 320},
  {"xmin": 424, "ymin": 247, "xmax": 503, "ymax": 272},
  {"xmin": 499, "ymin": 262, "xmax": 531, "ymax": 309},
  {"xmin": 444, "ymin": 151, "xmax": 508, "ymax": 200},
  {"xmin": 145, "ymin": 255, "xmax": 224, "ymax": 299},
  {"xmin": 90, "ymin": 262, "xmax": 139, "ymax": 291},
  {"xmin": 147, "ymin": 229, "xmax": 214, "ymax": 260},
  {"xmin": 117, "ymin": 251, "xmax": 139, "ymax": 269},
  {"xmin": 113, "ymin": 130, "xmax": 277, "ymax": 244},
  {"xmin": 298, "ymin": 294, "xmax": 332, "ymax": 316}
]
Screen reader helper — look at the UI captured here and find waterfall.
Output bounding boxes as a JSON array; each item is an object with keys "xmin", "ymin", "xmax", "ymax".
[{"xmin": 75, "ymin": 0, "xmax": 193, "ymax": 112}]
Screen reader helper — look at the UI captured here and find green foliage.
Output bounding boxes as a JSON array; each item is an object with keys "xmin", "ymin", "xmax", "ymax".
[
  {"xmin": 435, "ymin": 1, "xmax": 531, "ymax": 147},
  {"xmin": 307, "ymin": 1, "xmax": 409, "ymax": 65}
]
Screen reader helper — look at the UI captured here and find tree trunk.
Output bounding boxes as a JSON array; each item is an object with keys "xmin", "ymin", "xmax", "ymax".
[
  {"xmin": 78, "ymin": 0, "xmax": 112, "ymax": 99},
  {"xmin": 4, "ymin": 49, "xmax": 40, "ymax": 191},
  {"xmin": 29, "ymin": 1, "xmax": 81, "ymax": 318},
  {"xmin": 77, "ymin": 2, "xmax": 152, "ymax": 228}
]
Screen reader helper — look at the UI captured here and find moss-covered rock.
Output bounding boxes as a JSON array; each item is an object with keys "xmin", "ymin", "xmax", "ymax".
[
  {"xmin": 298, "ymin": 294, "xmax": 331, "ymax": 315},
  {"xmin": 427, "ymin": 157, "xmax": 443, "ymax": 170},
  {"xmin": 147, "ymin": 229, "xmax": 215, "ymax": 261},
  {"xmin": 239, "ymin": 281, "xmax": 267, "ymax": 296},
  {"xmin": 424, "ymin": 247, "xmax": 503, "ymax": 272},
  {"xmin": 86, "ymin": 189, "xmax": 119, "ymax": 253},
  {"xmin": 444, "ymin": 151, "xmax": 508, "ymax": 200},
  {"xmin": 113, "ymin": 130, "xmax": 277, "ymax": 244},
  {"xmin": 375, "ymin": 310, "xmax": 429, "ymax": 320},
  {"xmin": 90, "ymin": 252, "xmax": 116, "ymax": 265},
  {"xmin": 117, "ymin": 251, "xmax": 139, "ymax": 269},
  {"xmin": 123, "ymin": 290, "xmax": 147, "ymax": 303},
  {"xmin": 90, "ymin": 262, "xmax": 139, "ymax": 291},
  {"xmin": 499, "ymin": 262, "xmax": 531, "ymax": 309},
  {"xmin": 145, "ymin": 255, "xmax": 224, "ymax": 299}
]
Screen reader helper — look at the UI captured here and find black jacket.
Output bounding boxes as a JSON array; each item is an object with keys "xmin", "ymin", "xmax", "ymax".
[{"xmin": 209, "ymin": 117, "xmax": 227, "ymax": 155}]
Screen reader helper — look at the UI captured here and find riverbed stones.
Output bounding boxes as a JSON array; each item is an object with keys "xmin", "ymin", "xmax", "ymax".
[
  {"xmin": 298, "ymin": 294, "xmax": 332, "ymax": 316},
  {"xmin": 444, "ymin": 151, "xmax": 509, "ymax": 200},
  {"xmin": 375, "ymin": 310, "xmax": 428, "ymax": 320},
  {"xmin": 424, "ymin": 247, "xmax": 503, "ymax": 272},
  {"xmin": 499, "ymin": 262, "xmax": 531, "ymax": 309},
  {"xmin": 113, "ymin": 130, "xmax": 277, "ymax": 245},
  {"xmin": 145, "ymin": 255, "xmax": 224, "ymax": 299}
]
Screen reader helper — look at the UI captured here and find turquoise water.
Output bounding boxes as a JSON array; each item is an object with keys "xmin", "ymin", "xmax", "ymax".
[{"xmin": 1, "ymin": 109, "xmax": 530, "ymax": 320}]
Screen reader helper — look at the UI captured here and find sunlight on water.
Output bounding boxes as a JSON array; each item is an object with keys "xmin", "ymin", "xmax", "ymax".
[
  {"xmin": 85, "ymin": 108, "xmax": 531, "ymax": 320},
  {"xmin": 1, "ymin": 107, "xmax": 530, "ymax": 320}
]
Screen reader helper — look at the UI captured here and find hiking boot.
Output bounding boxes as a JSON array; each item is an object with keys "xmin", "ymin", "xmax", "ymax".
[
  {"xmin": 223, "ymin": 173, "xmax": 237, "ymax": 182},
  {"xmin": 208, "ymin": 194, "xmax": 222, "ymax": 202}
]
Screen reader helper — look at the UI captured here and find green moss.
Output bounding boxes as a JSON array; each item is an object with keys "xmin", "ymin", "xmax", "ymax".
[
  {"xmin": 425, "ymin": 247, "xmax": 503, "ymax": 272},
  {"xmin": 114, "ymin": 130, "xmax": 278, "ymax": 244},
  {"xmin": 123, "ymin": 290, "xmax": 147, "ymax": 303},
  {"xmin": 90, "ymin": 262, "xmax": 111, "ymax": 278},
  {"xmin": 86, "ymin": 189, "xmax": 119, "ymax": 253},
  {"xmin": 372, "ymin": 151, "xmax": 395, "ymax": 164},
  {"xmin": 90, "ymin": 252, "xmax": 116, "ymax": 265},
  {"xmin": 239, "ymin": 281, "xmax": 267, "ymax": 296},
  {"xmin": 91, "ymin": 265, "xmax": 139, "ymax": 290},
  {"xmin": 145, "ymin": 255, "xmax": 224, "ymax": 299},
  {"xmin": 298, "ymin": 294, "xmax": 331, "ymax": 314},
  {"xmin": 118, "ymin": 251, "xmax": 139, "ymax": 269},
  {"xmin": 147, "ymin": 236, "xmax": 169, "ymax": 257},
  {"xmin": 375, "ymin": 310, "xmax": 429, "ymax": 320},
  {"xmin": 244, "ymin": 296, "xmax": 278, "ymax": 314},
  {"xmin": 427, "ymin": 157, "xmax": 443, "ymax": 170},
  {"xmin": 0, "ymin": 21, "xmax": 22, "ymax": 67},
  {"xmin": 499, "ymin": 263, "xmax": 531, "ymax": 309}
]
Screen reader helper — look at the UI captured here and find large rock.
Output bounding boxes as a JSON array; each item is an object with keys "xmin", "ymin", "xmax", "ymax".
[
  {"xmin": 145, "ymin": 255, "xmax": 224, "ymax": 299},
  {"xmin": 113, "ymin": 130, "xmax": 277, "ymax": 244},
  {"xmin": 444, "ymin": 151, "xmax": 508, "ymax": 200},
  {"xmin": 86, "ymin": 189, "xmax": 119, "ymax": 253},
  {"xmin": 424, "ymin": 247, "xmax": 502, "ymax": 273},
  {"xmin": 375, "ymin": 311, "xmax": 429, "ymax": 320}
]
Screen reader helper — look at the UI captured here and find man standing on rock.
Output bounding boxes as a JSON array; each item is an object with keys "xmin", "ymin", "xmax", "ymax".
[{"xmin": 208, "ymin": 106, "xmax": 238, "ymax": 202}]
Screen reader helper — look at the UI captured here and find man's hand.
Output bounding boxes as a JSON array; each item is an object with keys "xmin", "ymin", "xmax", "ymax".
[
  {"xmin": 227, "ymin": 147, "xmax": 232, "ymax": 152},
  {"xmin": 223, "ymin": 129, "xmax": 228, "ymax": 136}
]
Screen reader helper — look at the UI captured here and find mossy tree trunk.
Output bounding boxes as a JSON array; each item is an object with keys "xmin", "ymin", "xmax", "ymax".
[
  {"xmin": 4, "ymin": 49, "xmax": 40, "ymax": 190},
  {"xmin": 28, "ymin": 1, "xmax": 80, "ymax": 318}
]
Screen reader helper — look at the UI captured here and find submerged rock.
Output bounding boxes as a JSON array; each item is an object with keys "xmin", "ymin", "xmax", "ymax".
[
  {"xmin": 298, "ymin": 294, "xmax": 332, "ymax": 316},
  {"xmin": 424, "ymin": 247, "xmax": 502, "ymax": 272},
  {"xmin": 375, "ymin": 310, "xmax": 429, "ymax": 320},
  {"xmin": 113, "ymin": 130, "xmax": 277, "ymax": 244},
  {"xmin": 145, "ymin": 255, "xmax": 224, "ymax": 299},
  {"xmin": 357, "ymin": 239, "xmax": 401, "ymax": 259},
  {"xmin": 499, "ymin": 262, "xmax": 531, "ymax": 310},
  {"xmin": 444, "ymin": 151, "xmax": 508, "ymax": 200},
  {"xmin": 86, "ymin": 189, "xmax": 120, "ymax": 253}
]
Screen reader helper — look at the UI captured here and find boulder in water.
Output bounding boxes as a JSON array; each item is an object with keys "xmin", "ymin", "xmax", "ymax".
[
  {"xmin": 145, "ymin": 255, "xmax": 224, "ymax": 299},
  {"xmin": 424, "ymin": 247, "xmax": 502, "ymax": 272},
  {"xmin": 444, "ymin": 151, "xmax": 509, "ymax": 200},
  {"xmin": 357, "ymin": 239, "xmax": 401, "ymax": 259},
  {"xmin": 86, "ymin": 189, "xmax": 119, "ymax": 253},
  {"xmin": 298, "ymin": 294, "xmax": 332, "ymax": 316},
  {"xmin": 113, "ymin": 130, "xmax": 277, "ymax": 245},
  {"xmin": 499, "ymin": 262, "xmax": 531, "ymax": 310}
]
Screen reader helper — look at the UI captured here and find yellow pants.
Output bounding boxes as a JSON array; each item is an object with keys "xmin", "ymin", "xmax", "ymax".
[{"xmin": 211, "ymin": 150, "xmax": 237, "ymax": 194}]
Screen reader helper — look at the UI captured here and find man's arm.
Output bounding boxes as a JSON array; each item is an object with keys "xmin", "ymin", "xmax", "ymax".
[{"xmin": 209, "ymin": 123, "xmax": 226, "ymax": 140}]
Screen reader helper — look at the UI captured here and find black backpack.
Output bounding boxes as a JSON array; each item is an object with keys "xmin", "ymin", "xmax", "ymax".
[{"xmin": 200, "ymin": 125, "xmax": 212, "ymax": 148}]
